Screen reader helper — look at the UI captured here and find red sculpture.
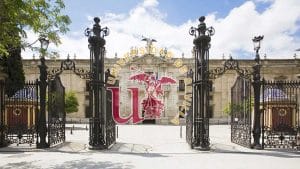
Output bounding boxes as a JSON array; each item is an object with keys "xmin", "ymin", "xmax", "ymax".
[{"xmin": 130, "ymin": 73, "xmax": 176, "ymax": 119}]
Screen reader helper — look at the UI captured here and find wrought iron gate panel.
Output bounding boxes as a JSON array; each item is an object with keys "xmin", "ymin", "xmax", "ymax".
[
  {"xmin": 88, "ymin": 80, "xmax": 106, "ymax": 149},
  {"xmin": 262, "ymin": 80, "xmax": 300, "ymax": 150},
  {"xmin": 231, "ymin": 76, "xmax": 252, "ymax": 148},
  {"xmin": 0, "ymin": 81, "xmax": 38, "ymax": 147},
  {"xmin": 105, "ymin": 89, "xmax": 116, "ymax": 148},
  {"xmin": 0, "ymin": 81, "xmax": 5, "ymax": 147},
  {"xmin": 48, "ymin": 76, "xmax": 65, "ymax": 146},
  {"xmin": 186, "ymin": 70, "xmax": 193, "ymax": 147},
  {"xmin": 186, "ymin": 106, "xmax": 193, "ymax": 147}
]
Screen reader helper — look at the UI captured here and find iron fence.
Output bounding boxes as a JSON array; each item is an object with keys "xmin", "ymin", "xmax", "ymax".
[
  {"xmin": 262, "ymin": 80, "xmax": 300, "ymax": 150},
  {"xmin": 0, "ymin": 81, "xmax": 38, "ymax": 147}
]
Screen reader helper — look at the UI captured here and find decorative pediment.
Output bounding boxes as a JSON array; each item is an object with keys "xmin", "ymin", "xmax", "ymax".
[{"xmin": 129, "ymin": 54, "xmax": 169, "ymax": 65}]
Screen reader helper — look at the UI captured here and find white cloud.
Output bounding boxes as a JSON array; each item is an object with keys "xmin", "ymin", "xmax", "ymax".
[
  {"xmin": 254, "ymin": 0, "xmax": 275, "ymax": 3},
  {"xmin": 22, "ymin": 30, "xmax": 89, "ymax": 59},
  {"xmin": 22, "ymin": 30, "xmax": 40, "ymax": 58},
  {"xmin": 143, "ymin": 0, "xmax": 158, "ymax": 8},
  {"xmin": 211, "ymin": 0, "xmax": 300, "ymax": 59},
  {"xmin": 22, "ymin": 0, "xmax": 300, "ymax": 59},
  {"xmin": 87, "ymin": 15, "xmax": 94, "ymax": 22},
  {"xmin": 102, "ymin": 0, "xmax": 192, "ymax": 58}
]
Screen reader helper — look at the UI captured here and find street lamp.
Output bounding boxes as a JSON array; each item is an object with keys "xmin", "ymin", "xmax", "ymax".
[
  {"xmin": 252, "ymin": 35, "xmax": 264, "ymax": 63},
  {"xmin": 296, "ymin": 48, "xmax": 300, "ymax": 60},
  {"xmin": 252, "ymin": 35, "xmax": 263, "ymax": 149},
  {"xmin": 39, "ymin": 36, "xmax": 50, "ymax": 52},
  {"xmin": 37, "ymin": 35, "xmax": 49, "ymax": 148}
]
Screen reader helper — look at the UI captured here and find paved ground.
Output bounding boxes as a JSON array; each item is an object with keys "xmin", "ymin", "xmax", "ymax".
[{"xmin": 0, "ymin": 125, "xmax": 299, "ymax": 169}]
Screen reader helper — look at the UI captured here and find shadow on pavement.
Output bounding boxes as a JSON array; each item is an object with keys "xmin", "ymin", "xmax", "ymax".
[
  {"xmin": 52, "ymin": 158, "xmax": 134, "ymax": 169},
  {"xmin": 1, "ymin": 158, "xmax": 134, "ymax": 169},
  {"xmin": 211, "ymin": 147, "xmax": 300, "ymax": 158}
]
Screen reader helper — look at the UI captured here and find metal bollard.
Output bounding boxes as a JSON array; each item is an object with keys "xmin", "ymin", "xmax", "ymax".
[
  {"xmin": 70, "ymin": 128, "xmax": 73, "ymax": 135},
  {"xmin": 116, "ymin": 126, "xmax": 118, "ymax": 138},
  {"xmin": 180, "ymin": 124, "xmax": 182, "ymax": 138}
]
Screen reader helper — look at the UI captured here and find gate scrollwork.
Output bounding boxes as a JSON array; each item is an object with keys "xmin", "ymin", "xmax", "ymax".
[
  {"xmin": 47, "ymin": 56, "xmax": 92, "ymax": 80},
  {"xmin": 209, "ymin": 57, "xmax": 252, "ymax": 80}
]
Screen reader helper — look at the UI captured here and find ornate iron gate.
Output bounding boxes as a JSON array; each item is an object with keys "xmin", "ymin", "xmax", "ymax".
[
  {"xmin": 47, "ymin": 76, "xmax": 65, "ymax": 146},
  {"xmin": 186, "ymin": 70, "xmax": 194, "ymax": 148},
  {"xmin": 262, "ymin": 80, "xmax": 300, "ymax": 150},
  {"xmin": 0, "ymin": 81, "xmax": 5, "ymax": 147},
  {"xmin": 43, "ymin": 56, "xmax": 90, "ymax": 148},
  {"xmin": 105, "ymin": 88, "xmax": 116, "ymax": 148},
  {"xmin": 0, "ymin": 81, "xmax": 38, "ymax": 147},
  {"xmin": 231, "ymin": 76, "xmax": 252, "ymax": 148},
  {"xmin": 208, "ymin": 57, "xmax": 252, "ymax": 148}
]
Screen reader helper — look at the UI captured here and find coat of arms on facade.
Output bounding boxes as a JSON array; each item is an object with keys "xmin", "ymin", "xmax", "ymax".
[{"xmin": 130, "ymin": 73, "xmax": 176, "ymax": 119}]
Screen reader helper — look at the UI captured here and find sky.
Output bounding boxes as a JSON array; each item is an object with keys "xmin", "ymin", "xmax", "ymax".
[{"xmin": 23, "ymin": 0, "xmax": 300, "ymax": 59}]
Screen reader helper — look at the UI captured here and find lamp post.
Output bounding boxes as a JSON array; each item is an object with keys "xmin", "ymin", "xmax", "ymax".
[
  {"xmin": 189, "ymin": 16, "xmax": 215, "ymax": 150},
  {"xmin": 252, "ymin": 35, "xmax": 264, "ymax": 149},
  {"xmin": 296, "ymin": 49, "xmax": 300, "ymax": 60},
  {"xmin": 85, "ymin": 17, "xmax": 109, "ymax": 149},
  {"xmin": 37, "ymin": 35, "xmax": 49, "ymax": 148}
]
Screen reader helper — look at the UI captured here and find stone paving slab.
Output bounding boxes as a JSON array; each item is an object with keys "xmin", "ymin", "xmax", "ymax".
[{"xmin": 0, "ymin": 125, "xmax": 300, "ymax": 169}]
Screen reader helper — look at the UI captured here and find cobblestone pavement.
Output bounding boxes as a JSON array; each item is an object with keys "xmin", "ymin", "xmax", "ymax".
[{"xmin": 0, "ymin": 125, "xmax": 299, "ymax": 169}]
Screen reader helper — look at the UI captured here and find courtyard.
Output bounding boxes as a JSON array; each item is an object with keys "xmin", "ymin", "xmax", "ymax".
[
  {"xmin": 0, "ymin": 124, "xmax": 299, "ymax": 169},
  {"xmin": 1, "ymin": 0, "xmax": 300, "ymax": 168}
]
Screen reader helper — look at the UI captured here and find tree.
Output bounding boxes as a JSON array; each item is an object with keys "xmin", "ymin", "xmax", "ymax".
[
  {"xmin": 0, "ymin": 47, "xmax": 25, "ymax": 97},
  {"xmin": 0, "ymin": 0, "xmax": 70, "ymax": 96},
  {"xmin": 0, "ymin": 0, "xmax": 71, "ymax": 56},
  {"xmin": 65, "ymin": 91, "xmax": 79, "ymax": 114}
]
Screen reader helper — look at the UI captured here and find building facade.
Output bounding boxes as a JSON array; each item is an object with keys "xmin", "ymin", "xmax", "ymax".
[{"xmin": 22, "ymin": 53, "xmax": 300, "ymax": 124}]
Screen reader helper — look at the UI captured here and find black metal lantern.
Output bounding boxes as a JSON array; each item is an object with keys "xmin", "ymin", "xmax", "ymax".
[
  {"xmin": 252, "ymin": 36, "xmax": 264, "ymax": 62},
  {"xmin": 252, "ymin": 36, "xmax": 263, "ymax": 50},
  {"xmin": 39, "ymin": 36, "xmax": 50, "ymax": 52}
]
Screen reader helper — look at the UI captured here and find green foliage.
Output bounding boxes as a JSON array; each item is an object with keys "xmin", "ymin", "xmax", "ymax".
[
  {"xmin": 223, "ymin": 103, "xmax": 243, "ymax": 116},
  {"xmin": 0, "ymin": 47, "xmax": 25, "ymax": 97},
  {"xmin": 223, "ymin": 102, "xmax": 232, "ymax": 115},
  {"xmin": 223, "ymin": 98, "xmax": 254, "ymax": 116},
  {"xmin": 65, "ymin": 91, "xmax": 79, "ymax": 114},
  {"xmin": 0, "ymin": 0, "xmax": 71, "ymax": 56}
]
